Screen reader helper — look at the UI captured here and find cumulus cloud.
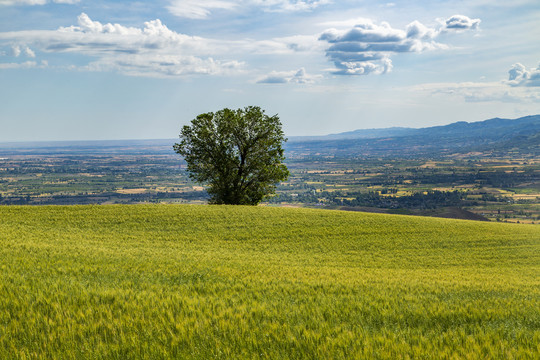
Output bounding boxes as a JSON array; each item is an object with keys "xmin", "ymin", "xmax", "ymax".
[
  {"xmin": 167, "ymin": 0, "xmax": 328, "ymax": 19},
  {"xmin": 0, "ymin": 0, "xmax": 79, "ymax": 5},
  {"xmin": 333, "ymin": 57, "xmax": 393, "ymax": 76},
  {"xmin": 10, "ymin": 45, "xmax": 35, "ymax": 57},
  {"xmin": 0, "ymin": 13, "xmax": 245, "ymax": 77},
  {"xmin": 11, "ymin": 45, "xmax": 21, "ymax": 57},
  {"xmin": 0, "ymin": 13, "xmax": 325, "ymax": 78},
  {"xmin": 319, "ymin": 15, "xmax": 479, "ymax": 76},
  {"xmin": 406, "ymin": 20, "xmax": 438, "ymax": 40},
  {"xmin": 24, "ymin": 46, "xmax": 35, "ymax": 57},
  {"xmin": 507, "ymin": 62, "xmax": 540, "ymax": 87},
  {"xmin": 442, "ymin": 15, "xmax": 481, "ymax": 31},
  {"xmin": 0, "ymin": 12, "xmax": 483, "ymax": 81},
  {"xmin": 256, "ymin": 67, "xmax": 321, "ymax": 84}
]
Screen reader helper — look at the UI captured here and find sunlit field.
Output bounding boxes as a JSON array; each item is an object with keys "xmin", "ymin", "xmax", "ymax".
[{"xmin": 1, "ymin": 205, "xmax": 539, "ymax": 359}]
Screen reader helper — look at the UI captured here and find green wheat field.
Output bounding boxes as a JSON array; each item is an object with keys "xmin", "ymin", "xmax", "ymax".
[{"xmin": 1, "ymin": 205, "xmax": 539, "ymax": 359}]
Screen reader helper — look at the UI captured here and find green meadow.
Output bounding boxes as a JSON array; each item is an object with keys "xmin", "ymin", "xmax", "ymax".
[{"xmin": 1, "ymin": 205, "xmax": 539, "ymax": 359}]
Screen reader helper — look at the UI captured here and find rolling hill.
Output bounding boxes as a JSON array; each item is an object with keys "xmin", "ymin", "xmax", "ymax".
[{"xmin": 1, "ymin": 204, "xmax": 538, "ymax": 358}]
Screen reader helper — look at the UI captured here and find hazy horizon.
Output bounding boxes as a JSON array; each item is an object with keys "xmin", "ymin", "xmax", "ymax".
[
  {"xmin": 1, "ymin": 1, "xmax": 539, "ymax": 142},
  {"xmin": 0, "ymin": 113, "xmax": 537, "ymax": 146}
]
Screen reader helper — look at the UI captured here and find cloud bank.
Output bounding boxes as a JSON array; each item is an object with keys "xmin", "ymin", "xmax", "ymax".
[
  {"xmin": 0, "ymin": 12, "xmax": 483, "ymax": 81},
  {"xmin": 0, "ymin": 13, "xmax": 244, "ymax": 77},
  {"xmin": 0, "ymin": 13, "xmax": 321, "ymax": 78},
  {"xmin": 319, "ymin": 15, "xmax": 480, "ymax": 75}
]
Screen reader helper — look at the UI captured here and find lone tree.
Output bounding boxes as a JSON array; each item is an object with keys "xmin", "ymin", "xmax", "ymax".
[{"xmin": 173, "ymin": 106, "xmax": 289, "ymax": 205}]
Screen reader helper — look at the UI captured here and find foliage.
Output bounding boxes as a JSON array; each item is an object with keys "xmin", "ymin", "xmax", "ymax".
[
  {"xmin": 271, "ymin": 190, "xmax": 466, "ymax": 209},
  {"xmin": 174, "ymin": 106, "xmax": 289, "ymax": 205},
  {"xmin": 1, "ymin": 204, "xmax": 539, "ymax": 359}
]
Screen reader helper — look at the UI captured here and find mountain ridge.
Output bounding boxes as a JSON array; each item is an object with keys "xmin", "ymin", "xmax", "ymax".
[
  {"xmin": 1, "ymin": 115, "xmax": 538, "ymax": 158},
  {"xmin": 286, "ymin": 114, "xmax": 540, "ymax": 157},
  {"xmin": 289, "ymin": 115, "xmax": 540, "ymax": 142}
]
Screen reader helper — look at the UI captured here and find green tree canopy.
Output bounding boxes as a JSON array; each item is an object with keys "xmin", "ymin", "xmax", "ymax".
[{"xmin": 173, "ymin": 106, "xmax": 289, "ymax": 205}]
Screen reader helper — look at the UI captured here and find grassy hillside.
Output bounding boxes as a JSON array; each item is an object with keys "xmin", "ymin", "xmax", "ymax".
[{"xmin": 1, "ymin": 205, "xmax": 539, "ymax": 359}]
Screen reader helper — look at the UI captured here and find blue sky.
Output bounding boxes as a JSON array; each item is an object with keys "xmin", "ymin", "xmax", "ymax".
[{"xmin": 1, "ymin": 0, "xmax": 539, "ymax": 142}]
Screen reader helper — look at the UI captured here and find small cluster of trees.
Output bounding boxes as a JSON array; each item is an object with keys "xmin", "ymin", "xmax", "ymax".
[{"xmin": 270, "ymin": 190, "xmax": 467, "ymax": 209}]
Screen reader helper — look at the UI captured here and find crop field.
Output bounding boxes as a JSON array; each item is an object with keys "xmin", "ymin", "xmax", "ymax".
[
  {"xmin": 2, "ymin": 143, "xmax": 539, "ymax": 223},
  {"xmin": 1, "ymin": 205, "xmax": 539, "ymax": 359}
]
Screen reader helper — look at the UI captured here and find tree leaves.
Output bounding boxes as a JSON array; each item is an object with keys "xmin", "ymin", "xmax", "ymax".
[{"xmin": 174, "ymin": 106, "xmax": 289, "ymax": 205}]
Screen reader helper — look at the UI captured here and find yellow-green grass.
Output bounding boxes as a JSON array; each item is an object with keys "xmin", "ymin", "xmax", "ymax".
[{"xmin": 0, "ymin": 205, "xmax": 539, "ymax": 359}]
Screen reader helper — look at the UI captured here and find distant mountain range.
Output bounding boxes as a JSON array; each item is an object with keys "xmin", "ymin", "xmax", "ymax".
[
  {"xmin": 1, "ymin": 115, "xmax": 538, "ymax": 158},
  {"xmin": 288, "ymin": 127, "xmax": 417, "ymax": 141},
  {"xmin": 287, "ymin": 115, "xmax": 540, "ymax": 158}
]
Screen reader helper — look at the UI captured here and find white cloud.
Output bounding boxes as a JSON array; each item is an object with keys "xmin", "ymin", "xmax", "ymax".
[
  {"xmin": 253, "ymin": 0, "xmax": 330, "ymax": 12},
  {"xmin": 10, "ymin": 44, "xmax": 35, "ymax": 57},
  {"xmin": 412, "ymin": 62, "xmax": 540, "ymax": 103},
  {"xmin": 0, "ymin": 0, "xmax": 79, "ymax": 5},
  {"xmin": 406, "ymin": 21, "xmax": 438, "ymax": 40},
  {"xmin": 0, "ymin": 60, "xmax": 47, "ymax": 69},
  {"xmin": 319, "ymin": 15, "xmax": 479, "ymax": 76},
  {"xmin": 167, "ymin": 0, "xmax": 329, "ymax": 19},
  {"xmin": 507, "ymin": 62, "xmax": 540, "ymax": 87},
  {"xmin": 332, "ymin": 57, "xmax": 393, "ymax": 76},
  {"xmin": 256, "ymin": 67, "xmax": 321, "ymax": 84},
  {"xmin": 423, "ymin": 82, "xmax": 537, "ymax": 103},
  {"xmin": 24, "ymin": 46, "xmax": 35, "ymax": 57},
  {"xmin": 11, "ymin": 45, "xmax": 21, "ymax": 57},
  {"xmin": 0, "ymin": 12, "xmax": 484, "ymax": 80},
  {"xmin": 442, "ymin": 15, "xmax": 481, "ymax": 31},
  {"xmin": 167, "ymin": 0, "xmax": 237, "ymax": 19},
  {"xmin": 0, "ymin": 0, "xmax": 45, "ymax": 4},
  {"xmin": 245, "ymin": 34, "xmax": 322, "ymax": 55},
  {"xmin": 86, "ymin": 54, "xmax": 243, "ymax": 78},
  {"xmin": 0, "ymin": 60, "xmax": 36, "ymax": 68},
  {"xmin": 0, "ymin": 13, "xmax": 247, "ymax": 77},
  {"xmin": 0, "ymin": 13, "xmax": 325, "ymax": 78}
]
